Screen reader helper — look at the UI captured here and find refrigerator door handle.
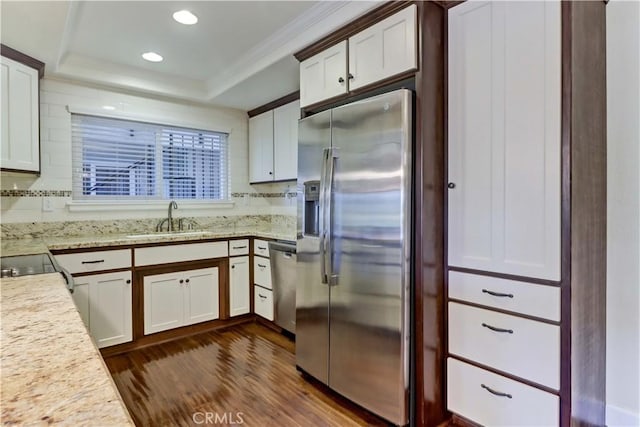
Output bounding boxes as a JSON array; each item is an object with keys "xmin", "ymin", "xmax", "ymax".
[
  {"xmin": 319, "ymin": 148, "xmax": 330, "ymax": 284},
  {"xmin": 324, "ymin": 148, "xmax": 337, "ymax": 286},
  {"xmin": 319, "ymin": 147, "xmax": 337, "ymax": 285}
]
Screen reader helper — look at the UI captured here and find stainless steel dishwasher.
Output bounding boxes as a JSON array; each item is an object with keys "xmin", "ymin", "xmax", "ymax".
[{"xmin": 268, "ymin": 241, "xmax": 297, "ymax": 334}]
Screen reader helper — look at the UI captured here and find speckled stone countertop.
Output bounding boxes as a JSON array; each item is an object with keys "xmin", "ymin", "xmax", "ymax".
[
  {"xmin": 1, "ymin": 273, "xmax": 134, "ymax": 425},
  {"xmin": 1, "ymin": 229, "xmax": 296, "ymax": 256}
]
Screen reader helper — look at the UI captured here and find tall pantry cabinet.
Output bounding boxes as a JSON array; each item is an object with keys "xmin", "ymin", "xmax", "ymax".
[{"xmin": 446, "ymin": 1, "xmax": 606, "ymax": 426}]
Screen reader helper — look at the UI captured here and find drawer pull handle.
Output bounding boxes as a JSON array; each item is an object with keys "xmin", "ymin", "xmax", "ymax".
[
  {"xmin": 257, "ymin": 264, "xmax": 266, "ymax": 268},
  {"xmin": 232, "ymin": 246, "xmax": 247, "ymax": 249},
  {"xmin": 481, "ymin": 384, "xmax": 512, "ymax": 399},
  {"xmin": 482, "ymin": 289, "xmax": 514, "ymax": 298},
  {"xmin": 81, "ymin": 260, "xmax": 105, "ymax": 264},
  {"xmin": 257, "ymin": 246, "xmax": 267, "ymax": 250},
  {"xmin": 259, "ymin": 294, "xmax": 267, "ymax": 299},
  {"xmin": 482, "ymin": 323, "xmax": 513, "ymax": 334}
]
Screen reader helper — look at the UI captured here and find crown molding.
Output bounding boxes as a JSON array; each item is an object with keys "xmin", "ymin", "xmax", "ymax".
[{"xmin": 205, "ymin": 1, "xmax": 383, "ymax": 100}]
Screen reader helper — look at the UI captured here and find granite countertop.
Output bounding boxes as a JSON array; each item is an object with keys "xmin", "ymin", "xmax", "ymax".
[
  {"xmin": 1, "ymin": 273, "xmax": 134, "ymax": 425},
  {"xmin": 1, "ymin": 229, "xmax": 296, "ymax": 256}
]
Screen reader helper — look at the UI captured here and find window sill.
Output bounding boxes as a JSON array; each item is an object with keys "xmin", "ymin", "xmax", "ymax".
[{"xmin": 66, "ymin": 200, "xmax": 235, "ymax": 212}]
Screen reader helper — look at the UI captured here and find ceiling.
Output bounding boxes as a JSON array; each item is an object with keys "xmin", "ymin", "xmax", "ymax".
[{"xmin": 0, "ymin": 1, "xmax": 381, "ymax": 111}]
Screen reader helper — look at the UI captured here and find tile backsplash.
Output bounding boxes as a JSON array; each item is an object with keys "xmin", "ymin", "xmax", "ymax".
[{"xmin": 1, "ymin": 214, "xmax": 296, "ymax": 240}]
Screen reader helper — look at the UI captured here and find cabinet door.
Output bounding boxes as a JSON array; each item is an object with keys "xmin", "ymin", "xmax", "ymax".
[
  {"xmin": 249, "ymin": 110, "xmax": 274, "ymax": 183},
  {"xmin": 253, "ymin": 256, "xmax": 272, "ymax": 290},
  {"xmin": 300, "ymin": 41, "xmax": 348, "ymax": 108},
  {"xmin": 254, "ymin": 286, "xmax": 274, "ymax": 321},
  {"xmin": 0, "ymin": 56, "xmax": 39, "ymax": 172},
  {"xmin": 447, "ymin": 1, "xmax": 560, "ymax": 280},
  {"xmin": 229, "ymin": 256, "xmax": 250, "ymax": 317},
  {"xmin": 144, "ymin": 271, "xmax": 184, "ymax": 335},
  {"xmin": 273, "ymin": 100, "xmax": 300, "ymax": 181},
  {"xmin": 71, "ymin": 278, "xmax": 90, "ymax": 329},
  {"xmin": 348, "ymin": 5, "xmax": 417, "ymax": 91},
  {"xmin": 184, "ymin": 267, "xmax": 219, "ymax": 326},
  {"xmin": 89, "ymin": 271, "xmax": 132, "ymax": 348}
]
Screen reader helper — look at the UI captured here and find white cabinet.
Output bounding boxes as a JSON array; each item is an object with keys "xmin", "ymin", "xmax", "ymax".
[
  {"xmin": 254, "ymin": 286, "xmax": 274, "ymax": 321},
  {"xmin": 448, "ymin": 358, "xmax": 559, "ymax": 427},
  {"xmin": 72, "ymin": 271, "xmax": 132, "ymax": 348},
  {"xmin": 0, "ymin": 55, "xmax": 40, "ymax": 173},
  {"xmin": 447, "ymin": 0, "xmax": 561, "ymax": 280},
  {"xmin": 229, "ymin": 256, "xmax": 250, "ymax": 317},
  {"xmin": 299, "ymin": 5, "xmax": 417, "ymax": 107},
  {"xmin": 273, "ymin": 100, "xmax": 300, "ymax": 181},
  {"xmin": 348, "ymin": 4, "xmax": 417, "ymax": 91},
  {"xmin": 249, "ymin": 100, "xmax": 299, "ymax": 183},
  {"xmin": 54, "ymin": 249, "xmax": 131, "ymax": 274},
  {"xmin": 299, "ymin": 41, "xmax": 347, "ymax": 108},
  {"xmin": 253, "ymin": 257, "xmax": 272, "ymax": 289},
  {"xmin": 249, "ymin": 110, "xmax": 274, "ymax": 183},
  {"xmin": 144, "ymin": 267, "xmax": 219, "ymax": 335}
]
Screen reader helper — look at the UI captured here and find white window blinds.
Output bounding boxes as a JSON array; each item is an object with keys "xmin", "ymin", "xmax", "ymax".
[{"xmin": 71, "ymin": 114, "xmax": 228, "ymax": 201}]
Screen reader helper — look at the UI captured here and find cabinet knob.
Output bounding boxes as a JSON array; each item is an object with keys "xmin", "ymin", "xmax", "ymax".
[
  {"xmin": 186, "ymin": 279, "xmax": 190, "ymax": 283},
  {"xmin": 448, "ymin": 182, "xmax": 456, "ymax": 189},
  {"xmin": 179, "ymin": 279, "xmax": 184, "ymax": 284},
  {"xmin": 231, "ymin": 265, "xmax": 235, "ymax": 269},
  {"xmin": 126, "ymin": 279, "xmax": 131, "ymax": 284},
  {"xmin": 338, "ymin": 77, "xmax": 345, "ymax": 84},
  {"xmin": 348, "ymin": 73, "xmax": 354, "ymax": 80},
  {"xmin": 269, "ymin": 171, "xmax": 273, "ymax": 175}
]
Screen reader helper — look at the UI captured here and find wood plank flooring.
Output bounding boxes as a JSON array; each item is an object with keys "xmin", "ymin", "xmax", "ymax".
[{"xmin": 104, "ymin": 322, "xmax": 388, "ymax": 427}]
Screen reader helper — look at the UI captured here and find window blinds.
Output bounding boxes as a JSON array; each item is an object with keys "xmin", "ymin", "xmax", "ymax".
[{"xmin": 71, "ymin": 114, "xmax": 229, "ymax": 201}]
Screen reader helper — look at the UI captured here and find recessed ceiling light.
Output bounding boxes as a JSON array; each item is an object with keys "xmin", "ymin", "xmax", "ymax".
[
  {"xmin": 173, "ymin": 10, "xmax": 198, "ymax": 25},
  {"xmin": 142, "ymin": 52, "xmax": 163, "ymax": 62},
  {"xmin": 102, "ymin": 105, "xmax": 116, "ymax": 110}
]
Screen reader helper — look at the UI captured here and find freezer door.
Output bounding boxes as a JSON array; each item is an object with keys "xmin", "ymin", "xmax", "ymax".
[
  {"xmin": 328, "ymin": 89, "xmax": 412, "ymax": 425},
  {"xmin": 296, "ymin": 110, "xmax": 331, "ymax": 384}
]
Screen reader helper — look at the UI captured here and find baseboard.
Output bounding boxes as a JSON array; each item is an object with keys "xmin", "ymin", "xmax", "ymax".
[{"xmin": 607, "ymin": 404, "xmax": 640, "ymax": 427}]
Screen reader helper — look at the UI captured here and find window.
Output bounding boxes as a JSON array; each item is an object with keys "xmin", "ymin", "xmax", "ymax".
[{"xmin": 71, "ymin": 114, "xmax": 229, "ymax": 201}]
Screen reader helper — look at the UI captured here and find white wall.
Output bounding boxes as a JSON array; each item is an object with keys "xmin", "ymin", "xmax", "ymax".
[
  {"xmin": 0, "ymin": 78, "xmax": 295, "ymax": 223},
  {"xmin": 606, "ymin": 1, "xmax": 640, "ymax": 425}
]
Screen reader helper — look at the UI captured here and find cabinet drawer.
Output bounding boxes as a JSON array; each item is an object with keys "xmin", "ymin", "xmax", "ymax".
[
  {"xmin": 54, "ymin": 249, "xmax": 131, "ymax": 274},
  {"xmin": 448, "ymin": 271, "xmax": 560, "ymax": 321},
  {"xmin": 254, "ymin": 285, "xmax": 274, "ymax": 321},
  {"xmin": 229, "ymin": 239, "xmax": 250, "ymax": 256},
  {"xmin": 448, "ymin": 358, "xmax": 559, "ymax": 427},
  {"xmin": 135, "ymin": 241, "xmax": 228, "ymax": 266},
  {"xmin": 254, "ymin": 239, "xmax": 270, "ymax": 257},
  {"xmin": 449, "ymin": 302, "xmax": 559, "ymax": 389},
  {"xmin": 253, "ymin": 256, "xmax": 272, "ymax": 289}
]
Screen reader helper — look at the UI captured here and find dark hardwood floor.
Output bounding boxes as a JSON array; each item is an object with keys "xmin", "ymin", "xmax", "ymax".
[{"xmin": 105, "ymin": 322, "xmax": 388, "ymax": 427}]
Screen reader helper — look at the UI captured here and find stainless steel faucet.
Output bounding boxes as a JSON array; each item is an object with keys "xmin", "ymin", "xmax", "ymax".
[{"xmin": 167, "ymin": 200, "xmax": 178, "ymax": 231}]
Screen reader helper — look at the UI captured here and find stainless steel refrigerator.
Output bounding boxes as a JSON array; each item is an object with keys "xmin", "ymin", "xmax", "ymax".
[{"xmin": 296, "ymin": 89, "xmax": 412, "ymax": 426}]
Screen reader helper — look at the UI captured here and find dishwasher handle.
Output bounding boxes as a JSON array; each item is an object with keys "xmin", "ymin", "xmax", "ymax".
[{"xmin": 268, "ymin": 241, "xmax": 296, "ymax": 256}]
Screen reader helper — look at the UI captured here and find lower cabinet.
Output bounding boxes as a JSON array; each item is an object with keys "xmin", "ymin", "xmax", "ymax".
[
  {"xmin": 254, "ymin": 285, "xmax": 274, "ymax": 321},
  {"xmin": 229, "ymin": 256, "xmax": 250, "ymax": 317},
  {"xmin": 448, "ymin": 358, "xmax": 559, "ymax": 426},
  {"xmin": 72, "ymin": 271, "xmax": 133, "ymax": 348},
  {"xmin": 144, "ymin": 267, "xmax": 219, "ymax": 335}
]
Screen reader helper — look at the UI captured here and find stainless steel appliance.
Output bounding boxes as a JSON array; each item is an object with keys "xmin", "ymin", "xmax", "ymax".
[
  {"xmin": 296, "ymin": 89, "xmax": 412, "ymax": 425},
  {"xmin": 0, "ymin": 253, "xmax": 74, "ymax": 292},
  {"xmin": 268, "ymin": 241, "xmax": 297, "ymax": 334}
]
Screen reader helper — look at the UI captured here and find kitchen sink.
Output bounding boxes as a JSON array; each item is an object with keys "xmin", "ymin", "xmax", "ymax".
[{"xmin": 125, "ymin": 231, "xmax": 211, "ymax": 239}]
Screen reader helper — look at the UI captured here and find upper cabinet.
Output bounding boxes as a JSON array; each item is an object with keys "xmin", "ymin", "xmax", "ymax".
[
  {"xmin": 1, "ymin": 49, "xmax": 43, "ymax": 174},
  {"xmin": 447, "ymin": 1, "xmax": 561, "ymax": 280},
  {"xmin": 299, "ymin": 41, "xmax": 348, "ymax": 108},
  {"xmin": 348, "ymin": 5, "xmax": 417, "ymax": 91},
  {"xmin": 298, "ymin": 5, "xmax": 417, "ymax": 108},
  {"xmin": 249, "ymin": 110, "xmax": 274, "ymax": 183},
  {"xmin": 249, "ymin": 99, "xmax": 299, "ymax": 183}
]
